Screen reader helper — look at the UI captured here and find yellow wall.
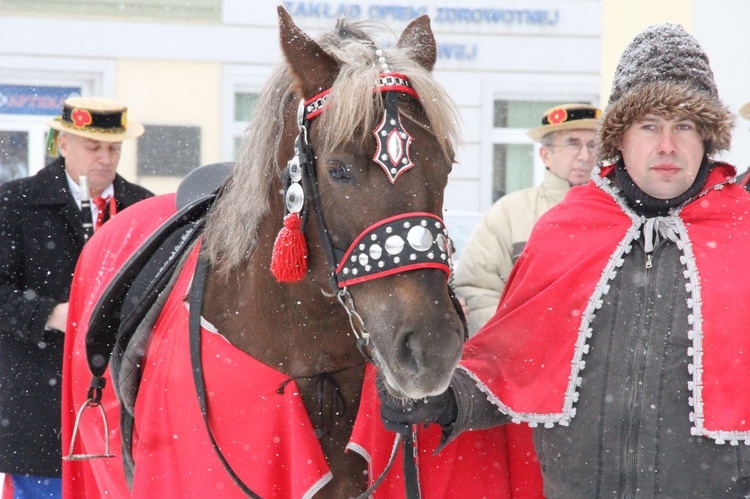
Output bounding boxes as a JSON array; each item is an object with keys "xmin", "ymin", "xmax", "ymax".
[
  {"xmin": 114, "ymin": 60, "xmax": 222, "ymax": 194},
  {"xmin": 600, "ymin": 0, "xmax": 693, "ymax": 108}
]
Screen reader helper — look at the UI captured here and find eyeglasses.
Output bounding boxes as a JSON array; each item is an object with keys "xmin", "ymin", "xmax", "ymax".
[{"xmin": 548, "ymin": 141, "xmax": 596, "ymax": 155}]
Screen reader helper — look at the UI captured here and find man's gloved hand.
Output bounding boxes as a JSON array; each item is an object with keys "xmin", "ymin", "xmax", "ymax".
[{"xmin": 376, "ymin": 373, "xmax": 458, "ymax": 434}]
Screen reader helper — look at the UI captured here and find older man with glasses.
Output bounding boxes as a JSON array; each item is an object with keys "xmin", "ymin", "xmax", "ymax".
[{"xmin": 454, "ymin": 103, "xmax": 602, "ymax": 337}]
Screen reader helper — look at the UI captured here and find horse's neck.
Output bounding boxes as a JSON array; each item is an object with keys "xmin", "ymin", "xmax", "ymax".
[
  {"xmin": 201, "ymin": 258, "xmax": 369, "ymax": 496},
  {"xmin": 201, "ymin": 260, "xmax": 363, "ymax": 377}
]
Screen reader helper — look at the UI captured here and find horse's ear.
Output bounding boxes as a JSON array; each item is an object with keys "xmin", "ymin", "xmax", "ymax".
[
  {"xmin": 277, "ymin": 6, "xmax": 339, "ymax": 98},
  {"xmin": 397, "ymin": 15, "xmax": 437, "ymax": 72}
]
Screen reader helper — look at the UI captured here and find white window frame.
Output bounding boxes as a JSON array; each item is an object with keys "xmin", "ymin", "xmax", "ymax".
[{"xmin": 480, "ymin": 74, "xmax": 599, "ymax": 211}]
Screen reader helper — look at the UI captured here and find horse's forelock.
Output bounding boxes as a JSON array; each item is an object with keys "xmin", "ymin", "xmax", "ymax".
[
  {"xmin": 317, "ymin": 24, "xmax": 460, "ymax": 161},
  {"xmin": 203, "ymin": 17, "xmax": 460, "ymax": 275}
]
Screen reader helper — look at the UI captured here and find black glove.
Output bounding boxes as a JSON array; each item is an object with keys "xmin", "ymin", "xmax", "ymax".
[{"xmin": 376, "ymin": 373, "xmax": 458, "ymax": 434}]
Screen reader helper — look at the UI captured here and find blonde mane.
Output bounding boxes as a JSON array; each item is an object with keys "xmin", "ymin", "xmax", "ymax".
[{"xmin": 203, "ymin": 17, "xmax": 460, "ymax": 275}]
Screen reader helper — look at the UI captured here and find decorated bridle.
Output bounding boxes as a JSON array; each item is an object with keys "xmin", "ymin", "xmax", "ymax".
[{"xmin": 270, "ymin": 57, "xmax": 455, "ymax": 355}]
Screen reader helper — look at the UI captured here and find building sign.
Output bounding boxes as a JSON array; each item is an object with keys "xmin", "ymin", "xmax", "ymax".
[
  {"xmin": 281, "ymin": 2, "xmax": 560, "ymax": 25},
  {"xmin": 0, "ymin": 85, "xmax": 81, "ymax": 116},
  {"xmin": 278, "ymin": 2, "xmax": 560, "ymax": 62}
]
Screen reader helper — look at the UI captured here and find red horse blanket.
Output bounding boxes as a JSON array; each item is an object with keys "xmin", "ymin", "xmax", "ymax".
[{"xmin": 62, "ymin": 194, "xmax": 542, "ymax": 498}]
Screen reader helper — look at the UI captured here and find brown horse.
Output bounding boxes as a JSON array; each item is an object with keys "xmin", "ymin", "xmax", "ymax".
[{"xmin": 62, "ymin": 6, "xmax": 464, "ymax": 498}]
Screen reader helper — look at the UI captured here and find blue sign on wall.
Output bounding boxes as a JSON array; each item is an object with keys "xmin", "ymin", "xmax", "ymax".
[{"xmin": 0, "ymin": 85, "xmax": 81, "ymax": 116}]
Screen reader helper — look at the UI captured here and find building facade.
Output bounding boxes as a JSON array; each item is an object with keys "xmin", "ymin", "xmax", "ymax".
[{"xmin": 0, "ymin": 0, "xmax": 747, "ymax": 215}]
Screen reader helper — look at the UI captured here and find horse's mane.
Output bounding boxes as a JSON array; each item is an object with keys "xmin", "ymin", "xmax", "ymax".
[{"xmin": 203, "ymin": 17, "xmax": 460, "ymax": 275}]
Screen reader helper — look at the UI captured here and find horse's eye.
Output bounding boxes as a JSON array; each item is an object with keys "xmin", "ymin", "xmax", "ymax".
[{"xmin": 328, "ymin": 161, "xmax": 352, "ymax": 182}]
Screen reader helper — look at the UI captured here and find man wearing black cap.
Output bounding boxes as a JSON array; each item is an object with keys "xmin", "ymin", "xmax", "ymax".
[
  {"xmin": 455, "ymin": 103, "xmax": 600, "ymax": 336},
  {"xmin": 0, "ymin": 97, "xmax": 153, "ymax": 498},
  {"xmin": 379, "ymin": 24, "xmax": 750, "ymax": 497}
]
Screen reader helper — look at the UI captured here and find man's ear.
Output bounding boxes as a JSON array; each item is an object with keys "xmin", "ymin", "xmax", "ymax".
[
  {"xmin": 539, "ymin": 145, "xmax": 552, "ymax": 168},
  {"xmin": 57, "ymin": 133, "xmax": 68, "ymax": 158}
]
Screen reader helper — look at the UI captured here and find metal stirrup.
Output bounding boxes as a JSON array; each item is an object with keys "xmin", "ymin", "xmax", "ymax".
[{"xmin": 64, "ymin": 397, "xmax": 115, "ymax": 461}]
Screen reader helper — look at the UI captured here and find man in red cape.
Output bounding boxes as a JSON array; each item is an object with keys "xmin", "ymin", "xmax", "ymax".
[{"xmin": 380, "ymin": 24, "xmax": 750, "ymax": 497}]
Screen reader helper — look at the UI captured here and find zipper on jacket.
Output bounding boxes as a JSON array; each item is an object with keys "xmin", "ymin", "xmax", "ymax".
[{"xmin": 621, "ymin": 244, "xmax": 657, "ymax": 495}]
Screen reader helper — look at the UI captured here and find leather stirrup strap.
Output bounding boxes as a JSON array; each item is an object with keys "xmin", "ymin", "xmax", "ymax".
[{"xmin": 189, "ymin": 257, "xmax": 262, "ymax": 499}]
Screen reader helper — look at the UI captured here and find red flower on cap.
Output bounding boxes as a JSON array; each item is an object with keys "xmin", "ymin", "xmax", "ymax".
[
  {"xmin": 71, "ymin": 108, "xmax": 93, "ymax": 128},
  {"xmin": 547, "ymin": 108, "xmax": 568, "ymax": 125}
]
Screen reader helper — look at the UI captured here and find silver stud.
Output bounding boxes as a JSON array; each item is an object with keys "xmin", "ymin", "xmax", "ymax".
[
  {"xmin": 436, "ymin": 233, "xmax": 448, "ymax": 252},
  {"xmin": 407, "ymin": 226, "xmax": 432, "ymax": 251},
  {"xmin": 285, "ymin": 183, "xmax": 304, "ymax": 213},
  {"xmin": 385, "ymin": 235, "xmax": 405, "ymax": 255},
  {"xmin": 288, "ymin": 156, "xmax": 302, "ymax": 182},
  {"xmin": 358, "ymin": 253, "xmax": 369, "ymax": 266},
  {"xmin": 369, "ymin": 244, "xmax": 383, "ymax": 259}
]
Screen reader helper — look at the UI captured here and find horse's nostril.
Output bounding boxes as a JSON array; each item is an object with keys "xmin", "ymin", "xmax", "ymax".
[{"xmin": 396, "ymin": 331, "xmax": 420, "ymax": 375}]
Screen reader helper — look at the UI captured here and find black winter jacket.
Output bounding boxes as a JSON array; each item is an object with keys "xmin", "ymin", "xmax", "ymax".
[{"xmin": 0, "ymin": 158, "xmax": 152, "ymax": 477}]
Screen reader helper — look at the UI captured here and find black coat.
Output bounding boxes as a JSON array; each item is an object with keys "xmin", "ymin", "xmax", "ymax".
[{"xmin": 0, "ymin": 158, "xmax": 153, "ymax": 477}]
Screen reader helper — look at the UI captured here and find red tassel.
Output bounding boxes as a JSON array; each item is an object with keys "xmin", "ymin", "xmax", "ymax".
[{"xmin": 271, "ymin": 213, "xmax": 308, "ymax": 282}]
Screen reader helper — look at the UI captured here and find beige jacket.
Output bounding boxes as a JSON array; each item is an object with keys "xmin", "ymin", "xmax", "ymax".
[{"xmin": 454, "ymin": 170, "xmax": 571, "ymax": 336}]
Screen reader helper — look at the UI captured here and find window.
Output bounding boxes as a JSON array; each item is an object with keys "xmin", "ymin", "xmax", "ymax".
[
  {"xmin": 491, "ymin": 99, "xmax": 567, "ymax": 201},
  {"xmin": 222, "ymin": 66, "xmax": 270, "ymax": 161},
  {"xmin": 0, "ymin": 131, "xmax": 28, "ymax": 183},
  {"xmin": 0, "ymin": 82, "xmax": 89, "ymax": 179},
  {"xmin": 232, "ymin": 92, "xmax": 259, "ymax": 159},
  {"xmin": 137, "ymin": 125, "xmax": 201, "ymax": 177}
]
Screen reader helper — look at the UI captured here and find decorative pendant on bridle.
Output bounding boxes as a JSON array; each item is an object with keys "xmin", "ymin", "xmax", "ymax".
[
  {"xmin": 284, "ymin": 101, "xmax": 309, "ymax": 216},
  {"xmin": 372, "ymin": 49, "xmax": 416, "ymax": 184},
  {"xmin": 373, "ymin": 91, "xmax": 414, "ymax": 183}
]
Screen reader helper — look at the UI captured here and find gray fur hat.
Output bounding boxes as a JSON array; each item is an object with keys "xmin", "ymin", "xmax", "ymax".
[{"xmin": 598, "ymin": 23, "xmax": 734, "ymax": 162}]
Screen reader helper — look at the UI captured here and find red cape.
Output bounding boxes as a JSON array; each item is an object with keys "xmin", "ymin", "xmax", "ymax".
[
  {"xmin": 62, "ymin": 194, "xmax": 543, "ymax": 497},
  {"xmin": 461, "ymin": 163, "xmax": 750, "ymax": 443}
]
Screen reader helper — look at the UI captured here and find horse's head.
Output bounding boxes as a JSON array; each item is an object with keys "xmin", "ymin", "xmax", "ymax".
[
  {"xmin": 203, "ymin": 7, "xmax": 464, "ymax": 400},
  {"xmin": 275, "ymin": 7, "xmax": 464, "ymax": 399}
]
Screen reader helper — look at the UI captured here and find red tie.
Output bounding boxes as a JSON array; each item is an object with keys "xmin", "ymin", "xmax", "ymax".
[{"xmin": 93, "ymin": 196, "xmax": 113, "ymax": 230}]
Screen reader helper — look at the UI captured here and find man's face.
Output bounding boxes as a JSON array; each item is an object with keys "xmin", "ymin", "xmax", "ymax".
[
  {"xmin": 539, "ymin": 129, "xmax": 596, "ymax": 186},
  {"xmin": 620, "ymin": 114, "xmax": 705, "ymax": 200},
  {"xmin": 58, "ymin": 132, "xmax": 122, "ymax": 196}
]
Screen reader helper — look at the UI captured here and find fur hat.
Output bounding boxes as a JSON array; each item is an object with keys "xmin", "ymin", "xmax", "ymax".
[
  {"xmin": 740, "ymin": 102, "xmax": 750, "ymax": 121},
  {"xmin": 47, "ymin": 97, "xmax": 144, "ymax": 142},
  {"xmin": 527, "ymin": 103, "xmax": 602, "ymax": 143},
  {"xmin": 598, "ymin": 24, "xmax": 733, "ymax": 162}
]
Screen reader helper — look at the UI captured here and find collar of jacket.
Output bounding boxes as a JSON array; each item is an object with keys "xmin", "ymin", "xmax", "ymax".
[
  {"xmin": 27, "ymin": 157, "xmax": 75, "ymax": 207},
  {"xmin": 540, "ymin": 169, "xmax": 572, "ymax": 203}
]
